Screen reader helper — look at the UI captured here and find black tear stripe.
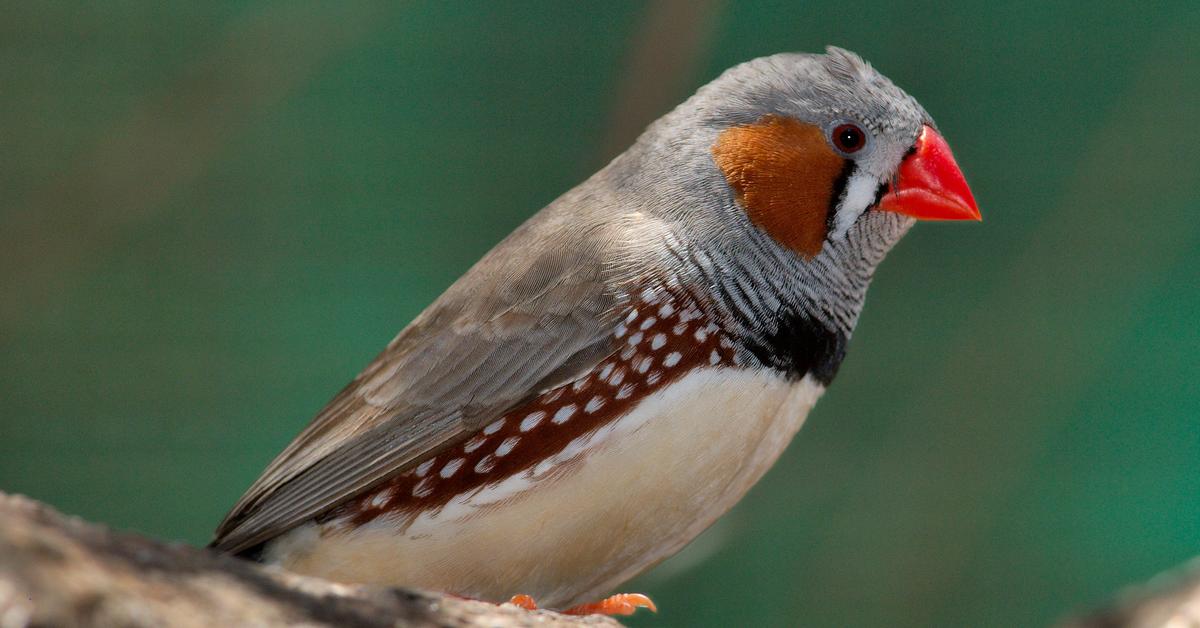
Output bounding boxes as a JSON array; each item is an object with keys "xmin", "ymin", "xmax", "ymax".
[
  {"xmin": 824, "ymin": 159, "xmax": 857, "ymax": 234},
  {"xmin": 871, "ymin": 181, "xmax": 888, "ymax": 208},
  {"xmin": 882, "ymin": 142, "xmax": 920, "ymax": 200},
  {"xmin": 739, "ymin": 310, "xmax": 848, "ymax": 386}
]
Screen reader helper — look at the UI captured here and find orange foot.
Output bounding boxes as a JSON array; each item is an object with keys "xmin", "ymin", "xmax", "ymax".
[
  {"xmin": 507, "ymin": 594, "xmax": 538, "ymax": 611},
  {"xmin": 507, "ymin": 593, "xmax": 656, "ymax": 617}
]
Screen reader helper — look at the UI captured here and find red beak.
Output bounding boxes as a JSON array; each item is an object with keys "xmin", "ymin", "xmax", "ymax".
[{"xmin": 878, "ymin": 125, "xmax": 981, "ymax": 221}]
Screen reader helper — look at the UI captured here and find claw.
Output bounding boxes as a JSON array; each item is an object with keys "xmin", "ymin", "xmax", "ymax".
[{"xmin": 563, "ymin": 593, "xmax": 657, "ymax": 616}]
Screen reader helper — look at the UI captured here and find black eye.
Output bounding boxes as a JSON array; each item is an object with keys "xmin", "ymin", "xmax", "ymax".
[{"xmin": 832, "ymin": 123, "xmax": 866, "ymax": 154}]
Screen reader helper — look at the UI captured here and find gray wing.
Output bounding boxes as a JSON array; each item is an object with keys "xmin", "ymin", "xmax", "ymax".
[{"xmin": 211, "ymin": 209, "xmax": 627, "ymax": 554}]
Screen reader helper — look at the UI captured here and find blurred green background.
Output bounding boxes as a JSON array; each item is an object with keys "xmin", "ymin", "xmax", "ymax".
[{"xmin": 2, "ymin": 2, "xmax": 1198, "ymax": 626}]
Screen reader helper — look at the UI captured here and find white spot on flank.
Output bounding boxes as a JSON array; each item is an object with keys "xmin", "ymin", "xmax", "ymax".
[
  {"xmin": 412, "ymin": 478, "xmax": 433, "ymax": 497},
  {"xmin": 625, "ymin": 309, "xmax": 638, "ymax": 324},
  {"xmin": 694, "ymin": 328, "xmax": 709, "ymax": 342},
  {"xmin": 543, "ymin": 388, "xmax": 563, "ymax": 403},
  {"xmin": 608, "ymin": 368, "xmax": 625, "ymax": 386},
  {"xmin": 639, "ymin": 317, "xmax": 657, "ymax": 331},
  {"xmin": 709, "ymin": 350, "xmax": 721, "ymax": 365},
  {"xmin": 495, "ymin": 437, "xmax": 519, "ymax": 457},
  {"xmin": 620, "ymin": 345, "xmax": 636, "ymax": 360},
  {"xmin": 616, "ymin": 383, "xmax": 634, "ymax": 399},
  {"xmin": 572, "ymin": 377, "xmax": 589, "ymax": 392},
  {"xmin": 658, "ymin": 303, "xmax": 675, "ymax": 318},
  {"xmin": 614, "ymin": 323, "xmax": 627, "ymax": 338},
  {"xmin": 680, "ymin": 307, "xmax": 701, "ymax": 322},
  {"xmin": 650, "ymin": 333, "xmax": 666, "ymax": 350},
  {"xmin": 553, "ymin": 404, "xmax": 577, "ymax": 424},
  {"xmin": 636, "ymin": 356, "xmax": 653, "ymax": 374},
  {"xmin": 647, "ymin": 371, "xmax": 662, "ymax": 385},
  {"xmin": 415, "ymin": 459, "xmax": 435, "ymax": 478},
  {"xmin": 520, "ymin": 411, "xmax": 545, "ymax": 432},
  {"xmin": 483, "ymin": 419, "xmax": 505, "ymax": 435},
  {"xmin": 585, "ymin": 396, "xmax": 605, "ymax": 413},
  {"xmin": 463, "ymin": 436, "xmax": 487, "ymax": 453},
  {"xmin": 475, "ymin": 455, "xmax": 495, "ymax": 474},
  {"xmin": 532, "ymin": 458, "xmax": 554, "ymax": 476},
  {"xmin": 369, "ymin": 489, "xmax": 391, "ymax": 508},
  {"xmin": 664, "ymin": 351, "xmax": 682, "ymax": 368},
  {"xmin": 627, "ymin": 331, "xmax": 644, "ymax": 346},
  {"xmin": 598, "ymin": 363, "xmax": 614, "ymax": 380},
  {"xmin": 440, "ymin": 458, "xmax": 464, "ymax": 478},
  {"xmin": 673, "ymin": 322, "xmax": 688, "ymax": 335}
]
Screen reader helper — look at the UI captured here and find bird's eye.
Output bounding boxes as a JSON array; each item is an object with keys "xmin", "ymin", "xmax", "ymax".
[{"xmin": 832, "ymin": 123, "xmax": 866, "ymax": 154}]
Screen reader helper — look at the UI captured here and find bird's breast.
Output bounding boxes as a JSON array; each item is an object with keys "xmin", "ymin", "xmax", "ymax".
[{"xmin": 264, "ymin": 289, "xmax": 825, "ymax": 607}]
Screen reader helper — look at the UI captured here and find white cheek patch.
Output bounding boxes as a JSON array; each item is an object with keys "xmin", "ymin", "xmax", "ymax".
[{"xmin": 830, "ymin": 171, "xmax": 880, "ymax": 238}]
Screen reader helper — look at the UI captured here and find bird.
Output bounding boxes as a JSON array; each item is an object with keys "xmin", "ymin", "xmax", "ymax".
[{"xmin": 211, "ymin": 46, "xmax": 980, "ymax": 616}]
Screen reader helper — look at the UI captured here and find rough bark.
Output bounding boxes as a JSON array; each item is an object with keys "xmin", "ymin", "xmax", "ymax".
[{"xmin": 0, "ymin": 493, "xmax": 617, "ymax": 628}]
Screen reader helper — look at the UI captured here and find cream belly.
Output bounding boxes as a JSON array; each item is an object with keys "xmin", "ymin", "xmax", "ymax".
[{"xmin": 265, "ymin": 367, "xmax": 823, "ymax": 608}]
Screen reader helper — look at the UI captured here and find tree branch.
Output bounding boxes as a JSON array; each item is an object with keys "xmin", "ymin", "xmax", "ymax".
[{"xmin": 0, "ymin": 492, "xmax": 617, "ymax": 627}]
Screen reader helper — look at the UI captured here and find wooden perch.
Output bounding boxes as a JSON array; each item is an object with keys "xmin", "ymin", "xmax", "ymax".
[
  {"xmin": 0, "ymin": 492, "xmax": 618, "ymax": 628},
  {"xmin": 9, "ymin": 488, "xmax": 1196, "ymax": 628}
]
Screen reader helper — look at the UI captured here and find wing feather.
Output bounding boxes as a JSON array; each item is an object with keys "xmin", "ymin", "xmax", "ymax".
[{"xmin": 211, "ymin": 213, "xmax": 626, "ymax": 554}]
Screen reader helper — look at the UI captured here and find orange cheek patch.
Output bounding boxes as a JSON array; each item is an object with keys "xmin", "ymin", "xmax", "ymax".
[{"xmin": 712, "ymin": 115, "xmax": 847, "ymax": 258}]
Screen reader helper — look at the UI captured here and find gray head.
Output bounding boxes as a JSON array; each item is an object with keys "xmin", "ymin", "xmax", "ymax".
[{"xmin": 599, "ymin": 47, "xmax": 979, "ymax": 382}]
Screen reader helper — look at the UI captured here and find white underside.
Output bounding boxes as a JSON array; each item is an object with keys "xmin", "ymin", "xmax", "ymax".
[{"xmin": 266, "ymin": 367, "xmax": 823, "ymax": 608}]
